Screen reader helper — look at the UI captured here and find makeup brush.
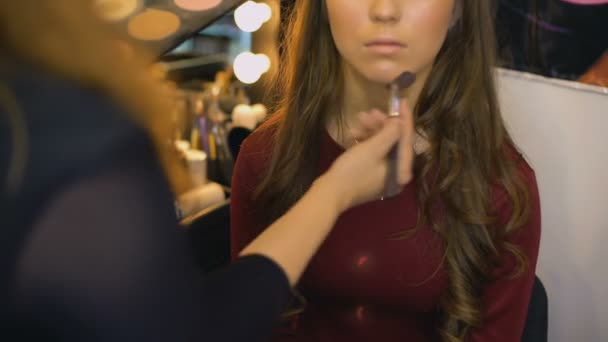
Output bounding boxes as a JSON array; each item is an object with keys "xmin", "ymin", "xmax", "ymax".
[{"xmin": 384, "ymin": 71, "xmax": 416, "ymax": 198}]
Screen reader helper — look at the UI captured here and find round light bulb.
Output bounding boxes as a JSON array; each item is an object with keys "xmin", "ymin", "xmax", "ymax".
[
  {"xmin": 234, "ymin": 1, "xmax": 263, "ymax": 32},
  {"xmin": 234, "ymin": 52, "xmax": 263, "ymax": 84},
  {"xmin": 257, "ymin": 3, "xmax": 272, "ymax": 23},
  {"xmin": 256, "ymin": 54, "xmax": 271, "ymax": 73}
]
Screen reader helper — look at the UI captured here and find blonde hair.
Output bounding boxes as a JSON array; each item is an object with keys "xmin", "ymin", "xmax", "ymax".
[{"xmin": 0, "ymin": 0, "xmax": 189, "ymax": 194}]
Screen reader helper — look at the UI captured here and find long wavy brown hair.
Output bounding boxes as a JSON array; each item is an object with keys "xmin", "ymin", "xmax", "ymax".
[
  {"xmin": 0, "ymin": 0, "xmax": 188, "ymax": 194},
  {"xmin": 255, "ymin": 0, "xmax": 530, "ymax": 340}
]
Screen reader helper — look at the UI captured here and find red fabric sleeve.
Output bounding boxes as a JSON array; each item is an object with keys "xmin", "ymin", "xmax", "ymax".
[{"xmin": 471, "ymin": 162, "xmax": 542, "ymax": 341}]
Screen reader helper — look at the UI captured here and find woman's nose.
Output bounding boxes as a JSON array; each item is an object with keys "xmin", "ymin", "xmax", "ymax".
[{"xmin": 369, "ymin": 0, "xmax": 402, "ymax": 24}]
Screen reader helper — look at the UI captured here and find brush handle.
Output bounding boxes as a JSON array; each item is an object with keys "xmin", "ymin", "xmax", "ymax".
[
  {"xmin": 385, "ymin": 84, "xmax": 401, "ymax": 198},
  {"xmin": 384, "ymin": 143, "xmax": 401, "ymax": 198}
]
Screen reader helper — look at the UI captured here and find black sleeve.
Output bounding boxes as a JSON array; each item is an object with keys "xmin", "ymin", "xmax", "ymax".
[{"xmin": 13, "ymin": 155, "xmax": 290, "ymax": 342}]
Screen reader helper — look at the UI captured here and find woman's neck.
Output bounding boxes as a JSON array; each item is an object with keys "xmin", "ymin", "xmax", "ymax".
[{"xmin": 328, "ymin": 63, "xmax": 431, "ymax": 147}]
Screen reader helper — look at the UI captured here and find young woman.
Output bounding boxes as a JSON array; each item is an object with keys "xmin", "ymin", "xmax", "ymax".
[
  {"xmin": 0, "ymin": 1, "xmax": 414, "ymax": 341},
  {"xmin": 231, "ymin": 1, "xmax": 542, "ymax": 341}
]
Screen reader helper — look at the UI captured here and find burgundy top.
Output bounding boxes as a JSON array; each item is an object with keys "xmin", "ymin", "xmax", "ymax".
[{"xmin": 231, "ymin": 125, "xmax": 541, "ymax": 342}]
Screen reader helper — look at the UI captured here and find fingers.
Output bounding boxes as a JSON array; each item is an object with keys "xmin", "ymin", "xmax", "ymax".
[
  {"xmin": 346, "ymin": 101, "xmax": 415, "ymax": 188},
  {"xmin": 356, "ymin": 118, "xmax": 402, "ymax": 158},
  {"xmin": 350, "ymin": 110, "xmax": 386, "ymax": 142},
  {"xmin": 360, "ymin": 109, "xmax": 386, "ymax": 132}
]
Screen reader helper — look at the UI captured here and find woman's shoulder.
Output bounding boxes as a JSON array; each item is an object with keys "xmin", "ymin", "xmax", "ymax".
[
  {"xmin": 504, "ymin": 143, "xmax": 537, "ymax": 185},
  {"xmin": 2, "ymin": 69, "xmax": 151, "ymax": 195},
  {"xmin": 8, "ymin": 69, "xmax": 138, "ymax": 132},
  {"xmin": 491, "ymin": 143, "xmax": 540, "ymax": 224},
  {"xmin": 4, "ymin": 68, "xmax": 141, "ymax": 140},
  {"xmin": 238, "ymin": 119, "xmax": 279, "ymax": 166}
]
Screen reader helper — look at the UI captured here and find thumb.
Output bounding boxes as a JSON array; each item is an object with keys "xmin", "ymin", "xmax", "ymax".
[{"xmin": 358, "ymin": 118, "xmax": 402, "ymax": 157}]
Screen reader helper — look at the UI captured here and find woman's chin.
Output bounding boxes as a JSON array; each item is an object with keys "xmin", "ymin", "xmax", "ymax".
[{"xmin": 361, "ymin": 66, "xmax": 412, "ymax": 85}]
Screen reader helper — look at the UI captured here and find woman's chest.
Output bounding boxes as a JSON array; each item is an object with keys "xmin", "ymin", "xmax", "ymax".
[{"xmin": 300, "ymin": 186, "xmax": 448, "ymax": 313}]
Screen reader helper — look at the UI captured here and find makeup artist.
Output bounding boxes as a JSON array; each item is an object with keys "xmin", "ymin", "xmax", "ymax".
[{"xmin": 0, "ymin": 1, "xmax": 413, "ymax": 341}]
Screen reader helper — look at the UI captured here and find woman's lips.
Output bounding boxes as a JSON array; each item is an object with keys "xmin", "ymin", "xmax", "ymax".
[{"xmin": 365, "ymin": 39, "xmax": 406, "ymax": 54}]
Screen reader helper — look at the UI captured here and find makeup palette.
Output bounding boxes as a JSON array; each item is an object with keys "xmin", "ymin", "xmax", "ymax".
[{"xmin": 96, "ymin": 0, "xmax": 246, "ymax": 54}]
